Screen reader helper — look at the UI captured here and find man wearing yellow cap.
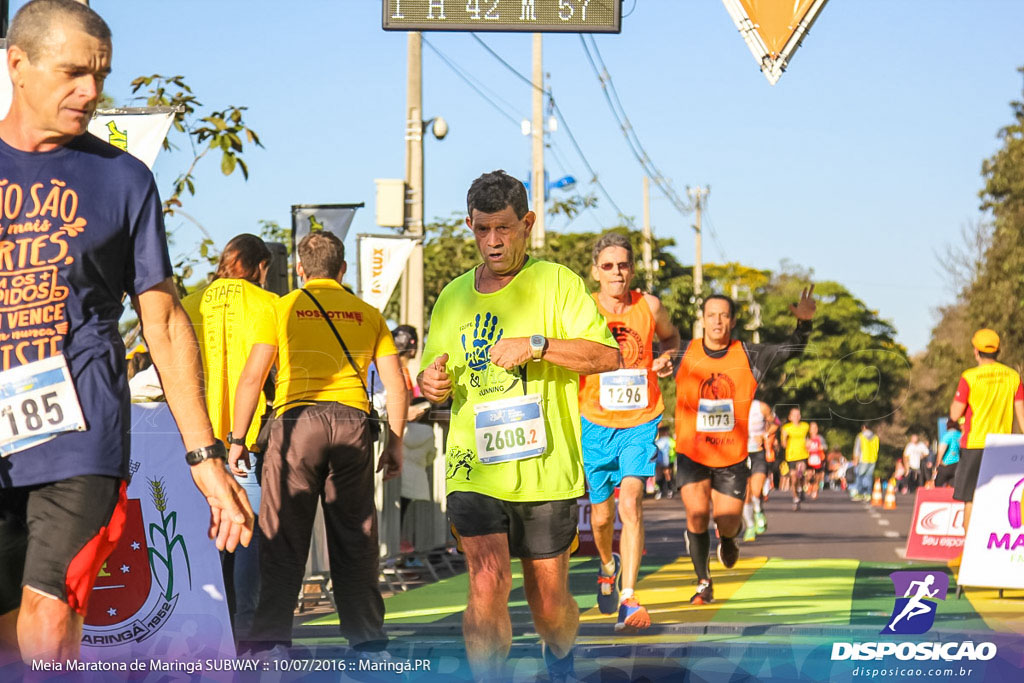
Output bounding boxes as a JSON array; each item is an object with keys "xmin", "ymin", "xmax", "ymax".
[{"xmin": 949, "ymin": 328, "xmax": 1024, "ymax": 530}]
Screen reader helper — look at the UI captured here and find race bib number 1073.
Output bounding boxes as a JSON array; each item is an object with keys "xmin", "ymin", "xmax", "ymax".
[
  {"xmin": 0, "ymin": 355, "xmax": 87, "ymax": 457},
  {"xmin": 696, "ymin": 398, "xmax": 735, "ymax": 433}
]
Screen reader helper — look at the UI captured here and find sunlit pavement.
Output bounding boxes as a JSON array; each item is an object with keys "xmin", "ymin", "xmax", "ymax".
[{"xmin": 289, "ymin": 490, "xmax": 1024, "ymax": 681}]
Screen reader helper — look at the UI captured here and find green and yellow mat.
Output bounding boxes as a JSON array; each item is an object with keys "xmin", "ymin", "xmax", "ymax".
[{"xmin": 296, "ymin": 556, "xmax": 1024, "ymax": 681}]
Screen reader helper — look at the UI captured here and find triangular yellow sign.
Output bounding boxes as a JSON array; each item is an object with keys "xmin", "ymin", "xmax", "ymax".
[{"xmin": 722, "ymin": 0, "xmax": 831, "ymax": 85}]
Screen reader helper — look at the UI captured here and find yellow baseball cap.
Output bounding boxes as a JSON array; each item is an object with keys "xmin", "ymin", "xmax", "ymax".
[{"xmin": 971, "ymin": 329, "xmax": 999, "ymax": 353}]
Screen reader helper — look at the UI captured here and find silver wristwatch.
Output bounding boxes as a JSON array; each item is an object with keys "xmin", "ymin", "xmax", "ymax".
[{"xmin": 529, "ymin": 334, "xmax": 546, "ymax": 361}]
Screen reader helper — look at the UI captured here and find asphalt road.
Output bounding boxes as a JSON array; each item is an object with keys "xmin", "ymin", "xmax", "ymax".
[{"xmin": 643, "ymin": 485, "xmax": 917, "ymax": 562}]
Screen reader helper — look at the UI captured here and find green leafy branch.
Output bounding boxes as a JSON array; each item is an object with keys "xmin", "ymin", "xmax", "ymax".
[{"xmin": 129, "ymin": 74, "xmax": 263, "ymax": 219}]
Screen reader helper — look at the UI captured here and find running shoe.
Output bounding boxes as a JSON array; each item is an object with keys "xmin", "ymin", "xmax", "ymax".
[
  {"xmin": 596, "ymin": 553, "xmax": 621, "ymax": 614},
  {"xmin": 754, "ymin": 510, "xmax": 767, "ymax": 534},
  {"xmin": 615, "ymin": 597, "xmax": 651, "ymax": 632},
  {"xmin": 792, "ymin": 499, "xmax": 801, "ymax": 511},
  {"xmin": 743, "ymin": 526, "xmax": 757, "ymax": 542},
  {"xmin": 717, "ymin": 535, "xmax": 739, "ymax": 569},
  {"xmin": 542, "ymin": 642, "xmax": 576, "ymax": 683},
  {"xmin": 690, "ymin": 579, "xmax": 714, "ymax": 605}
]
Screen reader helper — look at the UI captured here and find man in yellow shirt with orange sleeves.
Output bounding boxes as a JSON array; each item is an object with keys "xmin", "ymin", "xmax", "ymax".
[
  {"xmin": 949, "ymin": 329, "xmax": 1024, "ymax": 531},
  {"xmin": 578, "ymin": 232, "xmax": 680, "ymax": 633}
]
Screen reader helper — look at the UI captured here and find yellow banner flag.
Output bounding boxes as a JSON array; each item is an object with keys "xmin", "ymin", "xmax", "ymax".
[
  {"xmin": 738, "ymin": 0, "xmax": 818, "ymax": 57},
  {"xmin": 722, "ymin": 0, "xmax": 830, "ymax": 85}
]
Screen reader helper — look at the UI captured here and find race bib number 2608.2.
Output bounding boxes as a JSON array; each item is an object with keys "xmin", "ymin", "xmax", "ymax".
[
  {"xmin": 474, "ymin": 393, "xmax": 547, "ymax": 465},
  {"xmin": 0, "ymin": 355, "xmax": 87, "ymax": 457}
]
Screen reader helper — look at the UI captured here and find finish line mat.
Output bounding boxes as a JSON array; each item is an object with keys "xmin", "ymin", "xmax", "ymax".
[{"xmin": 295, "ymin": 555, "xmax": 1024, "ymax": 682}]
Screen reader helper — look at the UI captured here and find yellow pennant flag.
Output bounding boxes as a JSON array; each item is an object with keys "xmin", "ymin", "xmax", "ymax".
[{"xmin": 722, "ymin": 0, "xmax": 831, "ymax": 85}]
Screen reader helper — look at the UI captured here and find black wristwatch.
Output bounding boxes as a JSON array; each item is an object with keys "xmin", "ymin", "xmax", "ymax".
[
  {"xmin": 185, "ymin": 440, "xmax": 227, "ymax": 466},
  {"xmin": 225, "ymin": 432, "xmax": 246, "ymax": 447}
]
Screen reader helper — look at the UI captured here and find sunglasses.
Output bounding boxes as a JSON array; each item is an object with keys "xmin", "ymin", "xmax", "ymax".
[{"xmin": 597, "ymin": 261, "xmax": 632, "ymax": 271}]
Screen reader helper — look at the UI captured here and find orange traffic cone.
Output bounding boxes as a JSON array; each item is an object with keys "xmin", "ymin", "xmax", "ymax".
[
  {"xmin": 871, "ymin": 479, "xmax": 884, "ymax": 507},
  {"xmin": 883, "ymin": 478, "xmax": 897, "ymax": 510}
]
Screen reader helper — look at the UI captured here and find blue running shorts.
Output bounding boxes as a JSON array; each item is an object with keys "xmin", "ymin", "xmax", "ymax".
[{"xmin": 582, "ymin": 416, "xmax": 661, "ymax": 504}]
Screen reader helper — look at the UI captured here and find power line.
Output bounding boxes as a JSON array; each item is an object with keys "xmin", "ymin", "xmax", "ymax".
[
  {"xmin": 701, "ymin": 204, "xmax": 728, "ymax": 262},
  {"xmin": 580, "ymin": 35, "xmax": 693, "ymax": 222},
  {"xmin": 422, "ymin": 37, "xmax": 522, "ymax": 128},
  {"xmin": 470, "ymin": 33, "xmax": 636, "ymax": 229}
]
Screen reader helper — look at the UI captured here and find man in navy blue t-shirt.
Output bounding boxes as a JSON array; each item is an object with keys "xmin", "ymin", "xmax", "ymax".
[{"xmin": 0, "ymin": 0, "xmax": 254, "ymax": 663}]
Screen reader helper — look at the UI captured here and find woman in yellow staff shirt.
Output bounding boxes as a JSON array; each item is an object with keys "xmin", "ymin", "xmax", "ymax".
[
  {"xmin": 182, "ymin": 234, "xmax": 278, "ymax": 643},
  {"xmin": 780, "ymin": 407, "xmax": 810, "ymax": 511}
]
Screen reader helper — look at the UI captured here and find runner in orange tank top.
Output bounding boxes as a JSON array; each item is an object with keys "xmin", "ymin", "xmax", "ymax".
[
  {"xmin": 672, "ymin": 290, "xmax": 815, "ymax": 605},
  {"xmin": 579, "ymin": 233, "xmax": 679, "ymax": 633}
]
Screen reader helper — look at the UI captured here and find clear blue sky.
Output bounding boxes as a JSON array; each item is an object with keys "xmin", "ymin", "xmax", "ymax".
[{"xmin": 13, "ymin": 0, "xmax": 1024, "ymax": 353}]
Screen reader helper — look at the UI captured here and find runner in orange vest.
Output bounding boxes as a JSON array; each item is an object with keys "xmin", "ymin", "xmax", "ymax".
[
  {"xmin": 673, "ymin": 290, "xmax": 815, "ymax": 605},
  {"xmin": 579, "ymin": 233, "xmax": 680, "ymax": 633}
]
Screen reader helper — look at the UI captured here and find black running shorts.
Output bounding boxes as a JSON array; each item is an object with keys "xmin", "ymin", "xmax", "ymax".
[
  {"xmin": 748, "ymin": 449, "xmax": 769, "ymax": 476},
  {"xmin": 674, "ymin": 452, "xmax": 750, "ymax": 500},
  {"xmin": 935, "ymin": 463, "xmax": 957, "ymax": 488},
  {"xmin": 953, "ymin": 448, "xmax": 984, "ymax": 503},
  {"xmin": 787, "ymin": 459, "xmax": 808, "ymax": 479},
  {"xmin": 0, "ymin": 475, "xmax": 125, "ymax": 616},
  {"xmin": 447, "ymin": 491, "xmax": 579, "ymax": 559}
]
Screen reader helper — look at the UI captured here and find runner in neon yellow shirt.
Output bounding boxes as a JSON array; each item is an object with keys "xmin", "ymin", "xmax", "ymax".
[
  {"xmin": 780, "ymin": 407, "xmax": 810, "ymax": 511},
  {"xmin": 419, "ymin": 171, "xmax": 619, "ymax": 682}
]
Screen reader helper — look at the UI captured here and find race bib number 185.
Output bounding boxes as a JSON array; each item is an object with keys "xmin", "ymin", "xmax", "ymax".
[{"xmin": 0, "ymin": 355, "xmax": 87, "ymax": 457}]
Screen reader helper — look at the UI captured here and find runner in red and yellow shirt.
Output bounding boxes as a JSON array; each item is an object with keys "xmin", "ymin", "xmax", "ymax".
[
  {"xmin": 672, "ymin": 290, "xmax": 815, "ymax": 605},
  {"xmin": 578, "ymin": 232, "xmax": 679, "ymax": 633},
  {"xmin": 949, "ymin": 328, "xmax": 1024, "ymax": 530}
]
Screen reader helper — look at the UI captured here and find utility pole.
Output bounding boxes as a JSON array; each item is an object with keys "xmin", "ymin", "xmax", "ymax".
[
  {"xmin": 531, "ymin": 33, "xmax": 545, "ymax": 249},
  {"xmin": 401, "ymin": 31, "xmax": 425, "ymax": 352},
  {"xmin": 1, "ymin": 0, "xmax": 9, "ymax": 38},
  {"xmin": 641, "ymin": 176, "xmax": 652, "ymax": 292},
  {"xmin": 688, "ymin": 186, "xmax": 709, "ymax": 339}
]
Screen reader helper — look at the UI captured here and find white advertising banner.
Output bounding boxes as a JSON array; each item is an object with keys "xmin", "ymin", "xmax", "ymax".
[
  {"xmin": 957, "ymin": 434, "xmax": 1024, "ymax": 590},
  {"xmin": 79, "ymin": 403, "xmax": 236, "ymax": 666},
  {"xmin": 0, "ymin": 46, "xmax": 11, "ymax": 118},
  {"xmin": 88, "ymin": 110, "xmax": 175, "ymax": 170},
  {"xmin": 358, "ymin": 235, "xmax": 417, "ymax": 312}
]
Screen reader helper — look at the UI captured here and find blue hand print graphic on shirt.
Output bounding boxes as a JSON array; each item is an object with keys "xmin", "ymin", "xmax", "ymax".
[{"xmin": 462, "ymin": 312, "xmax": 503, "ymax": 372}]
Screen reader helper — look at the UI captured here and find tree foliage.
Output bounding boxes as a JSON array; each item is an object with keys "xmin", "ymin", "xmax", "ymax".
[
  {"xmin": 127, "ymin": 75, "xmax": 263, "ymax": 290},
  {"xmin": 901, "ymin": 67, "xmax": 1024, "ymax": 440},
  {"xmin": 756, "ymin": 272, "xmax": 910, "ymax": 454},
  {"xmin": 418, "ymin": 213, "xmax": 909, "ymax": 453}
]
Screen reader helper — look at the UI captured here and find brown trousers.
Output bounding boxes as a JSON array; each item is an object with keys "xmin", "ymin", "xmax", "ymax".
[{"xmin": 249, "ymin": 402, "xmax": 385, "ymax": 649}]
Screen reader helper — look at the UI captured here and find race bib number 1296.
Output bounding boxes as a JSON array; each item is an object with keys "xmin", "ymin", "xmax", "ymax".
[
  {"xmin": 598, "ymin": 369, "xmax": 648, "ymax": 411},
  {"xmin": 0, "ymin": 355, "xmax": 87, "ymax": 457}
]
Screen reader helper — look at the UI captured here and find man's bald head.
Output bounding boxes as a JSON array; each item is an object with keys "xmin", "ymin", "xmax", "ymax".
[{"xmin": 7, "ymin": 0, "xmax": 111, "ymax": 61}]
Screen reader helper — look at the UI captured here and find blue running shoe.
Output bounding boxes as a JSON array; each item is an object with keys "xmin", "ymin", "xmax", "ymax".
[
  {"xmin": 542, "ymin": 642, "xmax": 576, "ymax": 683},
  {"xmin": 596, "ymin": 553, "xmax": 621, "ymax": 615},
  {"xmin": 614, "ymin": 597, "xmax": 651, "ymax": 632}
]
